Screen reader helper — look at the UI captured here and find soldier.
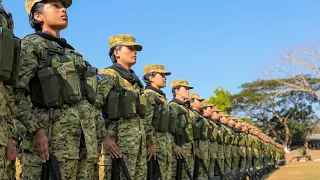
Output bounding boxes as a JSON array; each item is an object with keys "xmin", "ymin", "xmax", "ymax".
[
  {"xmin": 219, "ymin": 112, "xmax": 233, "ymax": 178},
  {"xmin": 229, "ymin": 117, "xmax": 241, "ymax": 177},
  {"xmin": 238, "ymin": 121, "xmax": 248, "ymax": 178},
  {"xmin": 189, "ymin": 93, "xmax": 210, "ymax": 180},
  {"xmin": 201, "ymin": 100, "xmax": 220, "ymax": 178},
  {"xmin": 142, "ymin": 64, "xmax": 173, "ymax": 179},
  {"xmin": 169, "ymin": 79, "xmax": 194, "ymax": 179},
  {"xmin": 98, "ymin": 34, "xmax": 147, "ymax": 179},
  {"xmin": 15, "ymin": 0, "xmax": 99, "ymax": 179},
  {"xmin": 0, "ymin": 1, "xmax": 20, "ymax": 179}
]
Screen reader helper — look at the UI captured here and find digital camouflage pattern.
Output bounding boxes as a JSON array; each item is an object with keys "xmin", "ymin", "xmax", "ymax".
[
  {"xmin": 15, "ymin": 34, "xmax": 98, "ymax": 179},
  {"xmin": 169, "ymin": 100, "xmax": 194, "ymax": 179},
  {"xmin": 144, "ymin": 88, "xmax": 173, "ymax": 180},
  {"xmin": 97, "ymin": 68, "xmax": 146, "ymax": 180},
  {"xmin": 143, "ymin": 64, "xmax": 171, "ymax": 75},
  {"xmin": 25, "ymin": 0, "xmax": 73, "ymax": 15},
  {"xmin": 171, "ymin": 79, "xmax": 193, "ymax": 89},
  {"xmin": 108, "ymin": 34, "xmax": 142, "ymax": 51}
]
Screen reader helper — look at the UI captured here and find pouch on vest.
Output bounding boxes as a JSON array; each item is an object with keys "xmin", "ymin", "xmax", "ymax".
[
  {"xmin": 4, "ymin": 36, "xmax": 20, "ymax": 86},
  {"xmin": 35, "ymin": 67, "xmax": 63, "ymax": 108},
  {"xmin": 138, "ymin": 94, "xmax": 147, "ymax": 119},
  {"xmin": 185, "ymin": 123, "xmax": 192, "ymax": 143},
  {"xmin": 152, "ymin": 102, "xmax": 162, "ymax": 130},
  {"xmin": 168, "ymin": 107, "xmax": 176, "ymax": 134},
  {"xmin": 175, "ymin": 127, "xmax": 185, "ymax": 146},
  {"xmin": 122, "ymin": 90, "xmax": 137, "ymax": 118},
  {"xmin": 207, "ymin": 127, "xmax": 213, "ymax": 142},
  {"xmin": 158, "ymin": 105, "xmax": 170, "ymax": 132},
  {"xmin": 83, "ymin": 66, "xmax": 98, "ymax": 104},
  {"xmin": 216, "ymin": 130, "xmax": 224, "ymax": 144},
  {"xmin": 200, "ymin": 122, "xmax": 208, "ymax": 141},
  {"xmin": 57, "ymin": 61, "xmax": 82, "ymax": 104},
  {"xmin": 239, "ymin": 136, "xmax": 247, "ymax": 146},
  {"xmin": 192, "ymin": 123, "xmax": 200, "ymax": 140},
  {"xmin": 104, "ymin": 87, "xmax": 124, "ymax": 120},
  {"xmin": 212, "ymin": 129, "xmax": 218, "ymax": 141},
  {"xmin": 0, "ymin": 27, "xmax": 14, "ymax": 81}
]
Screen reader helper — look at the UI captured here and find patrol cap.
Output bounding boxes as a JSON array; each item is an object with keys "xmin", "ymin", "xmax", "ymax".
[
  {"xmin": 189, "ymin": 93, "xmax": 204, "ymax": 101},
  {"xmin": 171, "ymin": 79, "xmax": 193, "ymax": 89},
  {"xmin": 143, "ymin": 64, "xmax": 171, "ymax": 76},
  {"xmin": 212, "ymin": 105, "xmax": 222, "ymax": 112},
  {"xmin": 219, "ymin": 111, "xmax": 230, "ymax": 117},
  {"xmin": 202, "ymin": 100, "xmax": 214, "ymax": 107},
  {"xmin": 25, "ymin": 0, "xmax": 72, "ymax": 15},
  {"xmin": 109, "ymin": 34, "xmax": 142, "ymax": 51}
]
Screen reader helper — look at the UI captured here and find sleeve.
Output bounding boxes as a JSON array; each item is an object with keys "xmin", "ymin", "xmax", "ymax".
[
  {"xmin": 144, "ymin": 92, "xmax": 156, "ymax": 147},
  {"xmin": 13, "ymin": 38, "xmax": 41, "ymax": 134},
  {"xmin": 95, "ymin": 71, "xmax": 117, "ymax": 138}
]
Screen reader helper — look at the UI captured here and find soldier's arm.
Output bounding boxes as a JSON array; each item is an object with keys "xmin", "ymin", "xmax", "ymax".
[
  {"xmin": 169, "ymin": 103, "xmax": 180, "ymax": 149},
  {"xmin": 95, "ymin": 70, "xmax": 117, "ymax": 138},
  {"xmin": 12, "ymin": 37, "xmax": 42, "ymax": 134},
  {"xmin": 144, "ymin": 92, "xmax": 156, "ymax": 147}
]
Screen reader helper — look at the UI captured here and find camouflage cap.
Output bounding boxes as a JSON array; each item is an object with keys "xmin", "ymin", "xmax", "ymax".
[
  {"xmin": 219, "ymin": 111, "xmax": 230, "ymax": 117},
  {"xmin": 212, "ymin": 105, "xmax": 222, "ymax": 112},
  {"xmin": 189, "ymin": 93, "xmax": 205, "ymax": 101},
  {"xmin": 202, "ymin": 100, "xmax": 214, "ymax": 107},
  {"xmin": 143, "ymin": 64, "xmax": 171, "ymax": 76},
  {"xmin": 171, "ymin": 79, "xmax": 193, "ymax": 89},
  {"xmin": 109, "ymin": 34, "xmax": 142, "ymax": 51},
  {"xmin": 25, "ymin": 0, "xmax": 72, "ymax": 15}
]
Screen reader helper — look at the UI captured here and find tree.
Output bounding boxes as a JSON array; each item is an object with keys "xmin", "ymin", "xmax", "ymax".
[
  {"xmin": 209, "ymin": 87, "xmax": 232, "ymax": 112},
  {"xmin": 232, "ymin": 78, "xmax": 320, "ymax": 148}
]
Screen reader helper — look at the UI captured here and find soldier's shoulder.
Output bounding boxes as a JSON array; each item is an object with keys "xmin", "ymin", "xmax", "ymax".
[
  {"xmin": 22, "ymin": 34, "xmax": 46, "ymax": 47},
  {"xmin": 99, "ymin": 68, "xmax": 118, "ymax": 77}
]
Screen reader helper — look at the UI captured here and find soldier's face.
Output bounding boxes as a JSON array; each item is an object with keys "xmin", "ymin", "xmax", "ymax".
[
  {"xmin": 150, "ymin": 73, "xmax": 166, "ymax": 88},
  {"xmin": 203, "ymin": 106, "xmax": 213, "ymax": 116},
  {"xmin": 211, "ymin": 111, "xmax": 220, "ymax": 120},
  {"xmin": 228, "ymin": 120, "xmax": 235, "ymax": 126},
  {"xmin": 221, "ymin": 117, "xmax": 228, "ymax": 124},
  {"xmin": 235, "ymin": 122, "xmax": 242, "ymax": 129},
  {"xmin": 115, "ymin": 46, "xmax": 137, "ymax": 66},
  {"xmin": 34, "ymin": 0, "xmax": 68, "ymax": 31},
  {"xmin": 242, "ymin": 125, "xmax": 248, "ymax": 131},
  {"xmin": 176, "ymin": 86, "xmax": 190, "ymax": 99},
  {"xmin": 192, "ymin": 99, "xmax": 203, "ymax": 109}
]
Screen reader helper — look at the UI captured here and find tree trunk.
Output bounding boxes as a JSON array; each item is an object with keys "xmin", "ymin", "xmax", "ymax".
[{"xmin": 284, "ymin": 124, "xmax": 291, "ymax": 149}]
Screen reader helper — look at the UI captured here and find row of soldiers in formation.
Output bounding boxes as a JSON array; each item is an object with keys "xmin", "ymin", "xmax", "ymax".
[{"xmin": 0, "ymin": 0, "xmax": 285, "ymax": 179}]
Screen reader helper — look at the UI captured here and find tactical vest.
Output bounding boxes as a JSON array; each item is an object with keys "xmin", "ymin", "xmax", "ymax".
[
  {"xmin": 222, "ymin": 124, "xmax": 233, "ymax": 145},
  {"xmin": 29, "ymin": 36, "xmax": 98, "ymax": 108},
  {"xmin": 169, "ymin": 102, "xmax": 191, "ymax": 146},
  {"xmin": 197, "ymin": 115, "xmax": 210, "ymax": 141},
  {"xmin": 238, "ymin": 132, "xmax": 247, "ymax": 146},
  {"xmin": 0, "ymin": 9, "xmax": 20, "ymax": 86},
  {"xmin": 103, "ymin": 69, "xmax": 146, "ymax": 120},
  {"xmin": 144, "ymin": 89, "xmax": 174, "ymax": 133},
  {"xmin": 208, "ymin": 120, "xmax": 219, "ymax": 142}
]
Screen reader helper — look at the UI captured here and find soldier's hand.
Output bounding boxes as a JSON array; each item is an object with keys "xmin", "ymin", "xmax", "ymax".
[
  {"xmin": 193, "ymin": 148, "xmax": 202, "ymax": 159},
  {"xmin": 102, "ymin": 135, "xmax": 122, "ymax": 158},
  {"xmin": 173, "ymin": 146, "xmax": 185, "ymax": 159},
  {"xmin": 6, "ymin": 138, "xmax": 17, "ymax": 161},
  {"xmin": 34, "ymin": 128, "xmax": 49, "ymax": 163},
  {"xmin": 147, "ymin": 144, "xmax": 157, "ymax": 161}
]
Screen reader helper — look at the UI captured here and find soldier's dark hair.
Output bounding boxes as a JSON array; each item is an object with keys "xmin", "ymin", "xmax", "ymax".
[
  {"xmin": 29, "ymin": 2, "xmax": 45, "ymax": 32},
  {"xmin": 109, "ymin": 45, "xmax": 123, "ymax": 63},
  {"xmin": 143, "ymin": 72, "xmax": 158, "ymax": 86},
  {"xmin": 172, "ymin": 85, "xmax": 182, "ymax": 97}
]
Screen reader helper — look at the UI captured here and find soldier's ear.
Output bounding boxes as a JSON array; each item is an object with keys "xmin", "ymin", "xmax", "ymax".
[{"xmin": 33, "ymin": 12, "xmax": 44, "ymax": 23}]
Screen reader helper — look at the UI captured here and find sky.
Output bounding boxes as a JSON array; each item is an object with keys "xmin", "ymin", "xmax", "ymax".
[{"xmin": 4, "ymin": 0, "xmax": 320, "ymax": 100}]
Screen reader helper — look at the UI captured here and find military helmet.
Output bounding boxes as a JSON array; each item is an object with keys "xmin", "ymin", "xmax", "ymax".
[{"xmin": 25, "ymin": 0, "xmax": 72, "ymax": 15}]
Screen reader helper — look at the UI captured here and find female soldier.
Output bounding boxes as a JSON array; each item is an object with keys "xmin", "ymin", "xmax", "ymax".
[
  {"xmin": 142, "ymin": 64, "xmax": 173, "ymax": 179},
  {"xmin": 15, "ymin": 0, "xmax": 99, "ymax": 179},
  {"xmin": 97, "ymin": 34, "xmax": 147, "ymax": 179}
]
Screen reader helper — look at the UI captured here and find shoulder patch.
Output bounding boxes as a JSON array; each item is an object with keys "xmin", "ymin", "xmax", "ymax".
[
  {"xmin": 99, "ymin": 68, "xmax": 117, "ymax": 77},
  {"xmin": 98, "ymin": 73, "xmax": 104, "ymax": 82}
]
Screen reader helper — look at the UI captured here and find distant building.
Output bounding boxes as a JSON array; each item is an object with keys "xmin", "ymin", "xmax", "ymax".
[{"xmin": 308, "ymin": 134, "xmax": 320, "ymax": 150}]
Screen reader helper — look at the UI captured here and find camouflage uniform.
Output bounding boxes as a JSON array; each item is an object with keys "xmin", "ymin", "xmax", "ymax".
[
  {"xmin": 169, "ymin": 80, "xmax": 194, "ymax": 180},
  {"xmin": 246, "ymin": 134, "xmax": 254, "ymax": 171},
  {"xmin": 219, "ymin": 113, "xmax": 233, "ymax": 174},
  {"xmin": 16, "ymin": 1, "xmax": 98, "ymax": 179},
  {"xmin": 98, "ymin": 34, "xmax": 147, "ymax": 180},
  {"xmin": 189, "ymin": 93, "xmax": 210, "ymax": 180},
  {"xmin": 143, "ymin": 64, "xmax": 173, "ymax": 180},
  {"xmin": 0, "ymin": 2, "xmax": 18, "ymax": 179},
  {"xmin": 239, "ymin": 132, "xmax": 247, "ymax": 173}
]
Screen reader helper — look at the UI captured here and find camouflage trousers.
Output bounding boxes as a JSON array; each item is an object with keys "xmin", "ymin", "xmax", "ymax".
[
  {"xmin": 246, "ymin": 147, "xmax": 252, "ymax": 170},
  {"xmin": 217, "ymin": 144, "xmax": 224, "ymax": 173},
  {"xmin": 198, "ymin": 140, "xmax": 209, "ymax": 180},
  {"xmin": 172, "ymin": 142, "xmax": 193, "ymax": 180},
  {"xmin": 224, "ymin": 145, "xmax": 232, "ymax": 173},
  {"xmin": 21, "ymin": 141, "xmax": 98, "ymax": 180},
  {"xmin": 0, "ymin": 145, "xmax": 5, "ymax": 180},
  {"xmin": 102, "ymin": 119, "xmax": 146, "ymax": 180},
  {"xmin": 208, "ymin": 141, "xmax": 218, "ymax": 176},
  {"xmin": 231, "ymin": 145, "xmax": 240, "ymax": 171},
  {"xmin": 239, "ymin": 146, "xmax": 247, "ymax": 171},
  {"xmin": 152, "ymin": 131, "xmax": 172, "ymax": 180}
]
